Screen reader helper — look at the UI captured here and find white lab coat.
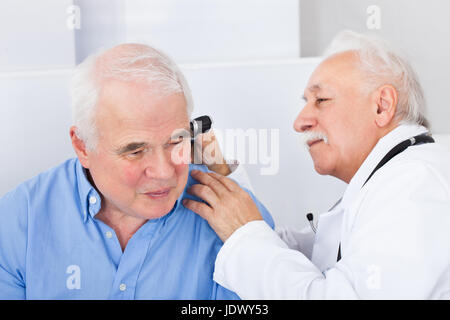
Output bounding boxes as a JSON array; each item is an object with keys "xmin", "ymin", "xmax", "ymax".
[{"xmin": 214, "ymin": 124, "xmax": 450, "ymax": 299}]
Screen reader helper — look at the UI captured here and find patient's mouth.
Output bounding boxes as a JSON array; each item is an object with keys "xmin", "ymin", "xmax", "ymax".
[{"xmin": 145, "ymin": 188, "xmax": 171, "ymax": 199}]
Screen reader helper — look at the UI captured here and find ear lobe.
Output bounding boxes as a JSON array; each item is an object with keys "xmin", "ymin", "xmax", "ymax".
[
  {"xmin": 70, "ymin": 126, "xmax": 90, "ymax": 168},
  {"xmin": 375, "ymin": 85, "xmax": 398, "ymax": 128}
]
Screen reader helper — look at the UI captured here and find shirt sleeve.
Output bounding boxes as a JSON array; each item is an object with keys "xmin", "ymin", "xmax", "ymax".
[
  {"xmin": 211, "ymin": 281, "xmax": 241, "ymax": 300},
  {"xmin": 0, "ymin": 188, "xmax": 28, "ymax": 299}
]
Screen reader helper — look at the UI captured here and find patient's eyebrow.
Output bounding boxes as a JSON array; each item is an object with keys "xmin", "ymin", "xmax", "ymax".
[{"xmin": 115, "ymin": 142, "xmax": 148, "ymax": 155}]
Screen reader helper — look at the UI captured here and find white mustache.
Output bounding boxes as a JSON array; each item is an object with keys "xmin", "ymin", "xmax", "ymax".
[{"xmin": 298, "ymin": 131, "xmax": 329, "ymax": 148}]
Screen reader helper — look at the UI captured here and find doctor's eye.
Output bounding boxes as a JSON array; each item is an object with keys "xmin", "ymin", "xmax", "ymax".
[{"xmin": 315, "ymin": 98, "xmax": 331, "ymax": 106}]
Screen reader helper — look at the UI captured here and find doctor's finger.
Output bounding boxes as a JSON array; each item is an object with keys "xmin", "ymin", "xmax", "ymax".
[
  {"xmin": 187, "ymin": 184, "xmax": 219, "ymax": 205},
  {"xmin": 190, "ymin": 170, "xmax": 229, "ymax": 197},
  {"xmin": 207, "ymin": 171, "xmax": 240, "ymax": 193},
  {"xmin": 182, "ymin": 199, "xmax": 213, "ymax": 220}
]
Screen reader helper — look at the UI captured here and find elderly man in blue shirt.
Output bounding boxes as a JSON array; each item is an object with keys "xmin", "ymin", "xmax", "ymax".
[{"xmin": 0, "ymin": 43, "xmax": 274, "ymax": 299}]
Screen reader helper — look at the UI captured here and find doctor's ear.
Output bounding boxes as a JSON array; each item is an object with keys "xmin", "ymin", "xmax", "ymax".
[
  {"xmin": 373, "ymin": 85, "xmax": 398, "ymax": 128},
  {"xmin": 70, "ymin": 126, "xmax": 91, "ymax": 169}
]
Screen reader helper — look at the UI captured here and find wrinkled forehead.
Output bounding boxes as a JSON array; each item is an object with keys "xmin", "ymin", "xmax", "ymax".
[{"xmin": 95, "ymin": 79, "xmax": 189, "ymax": 144}]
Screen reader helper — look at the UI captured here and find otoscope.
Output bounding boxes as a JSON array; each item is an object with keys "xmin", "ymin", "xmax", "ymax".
[{"xmin": 190, "ymin": 115, "xmax": 212, "ymax": 143}]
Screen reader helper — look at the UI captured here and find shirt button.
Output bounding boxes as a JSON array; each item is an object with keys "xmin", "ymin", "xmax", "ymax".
[
  {"xmin": 119, "ymin": 283, "xmax": 127, "ymax": 291},
  {"xmin": 89, "ymin": 196, "xmax": 97, "ymax": 204},
  {"xmin": 105, "ymin": 231, "xmax": 113, "ymax": 239}
]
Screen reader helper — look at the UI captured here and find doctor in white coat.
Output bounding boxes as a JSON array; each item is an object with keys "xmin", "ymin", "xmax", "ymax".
[{"xmin": 183, "ymin": 31, "xmax": 450, "ymax": 299}]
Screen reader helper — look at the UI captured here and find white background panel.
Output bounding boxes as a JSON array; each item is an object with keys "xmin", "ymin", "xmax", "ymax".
[
  {"xmin": 0, "ymin": 72, "xmax": 75, "ymax": 194},
  {"xmin": 0, "ymin": 0, "xmax": 75, "ymax": 71},
  {"xmin": 124, "ymin": 0, "xmax": 300, "ymax": 63}
]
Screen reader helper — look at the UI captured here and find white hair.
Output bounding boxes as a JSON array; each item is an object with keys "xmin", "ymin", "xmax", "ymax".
[
  {"xmin": 71, "ymin": 43, "xmax": 194, "ymax": 151},
  {"xmin": 323, "ymin": 30, "xmax": 429, "ymax": 128}
]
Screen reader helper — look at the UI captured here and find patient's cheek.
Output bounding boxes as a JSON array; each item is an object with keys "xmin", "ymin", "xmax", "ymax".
[
  {"xmin": 175, "ymin": 163, "xmax": 189, "ymax": 181},
  {"xmin": 175, "ymin": 161, "xmax": 188, "ymax": 171},
  {"xmin": 121, "ymin": 164, "xmax": 141, "ymax": 187}
]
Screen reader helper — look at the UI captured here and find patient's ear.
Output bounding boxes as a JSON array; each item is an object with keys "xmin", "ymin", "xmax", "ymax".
[
  {"xmin": 374, "ymin": 85, "xmax": 398, "ymax": 128},
  {"xmin": 70, "ymin": 126, "xmax": 90, "ymax": 168}
]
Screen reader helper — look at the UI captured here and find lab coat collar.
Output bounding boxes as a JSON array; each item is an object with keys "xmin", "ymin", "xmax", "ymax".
[{"xmin": 340, "ymin": 123, "xmax": 428, "ymax": 209}]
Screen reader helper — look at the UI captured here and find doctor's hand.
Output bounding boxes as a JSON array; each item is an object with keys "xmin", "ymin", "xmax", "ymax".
[
  {"xmin": 183, "ymin": 170, "xmax": 263, "ymax": 242},
  {"xmin": 191, "ymin": 130, "xmax": 232, "ymax": 176}
]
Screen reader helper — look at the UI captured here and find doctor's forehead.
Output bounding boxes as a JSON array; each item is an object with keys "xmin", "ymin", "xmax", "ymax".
[
  {"xmin": 304, "ymin": 82, "xmax": 335, "ymax": 96},
  {"xmin": 307, "ymin": 52, "xmax": 362, "ymax": 88}
]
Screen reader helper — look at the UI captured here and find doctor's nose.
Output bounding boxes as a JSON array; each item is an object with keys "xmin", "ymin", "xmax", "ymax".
[
  {"xmin": 293, "ymin": 105, "xmax": 317, "ymax": 133},
  {"xmin": 144, "ymin": 149, "xmax": 176, "ymax": 181}
]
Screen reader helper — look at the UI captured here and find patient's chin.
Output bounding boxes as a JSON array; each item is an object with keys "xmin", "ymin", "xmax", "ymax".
[
  {"xmin": 136, "ymin": 191, "xmax": 182, "ymax": 220},
  {"xmin": 140, "ymin": 202, "xmax": 177, "ymax": 220}
]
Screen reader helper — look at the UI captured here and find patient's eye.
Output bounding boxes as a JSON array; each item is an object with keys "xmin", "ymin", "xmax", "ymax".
[
  {"xmin": 165, "ymin": 137, "xmax": 187, "ymax": 150},
  {"xmin": 126, "ymin": 148, "xmax": 147, "ymax": 159},
  {"xmin": 171, "ymin": 139, "xmax": 184, "ymax": 145}
]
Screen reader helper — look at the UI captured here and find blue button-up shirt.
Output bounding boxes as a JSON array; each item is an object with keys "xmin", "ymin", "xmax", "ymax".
[{"xmin": 0, "ymin": 158, "xmax": 274, "ymax": 299}]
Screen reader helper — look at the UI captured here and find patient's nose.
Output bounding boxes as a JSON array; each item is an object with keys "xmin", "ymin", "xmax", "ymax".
[{"xmin": 144, "ymin": 149, "xmax": 176, "ymax": 180}]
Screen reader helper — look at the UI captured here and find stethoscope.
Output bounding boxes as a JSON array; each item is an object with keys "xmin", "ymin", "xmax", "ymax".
[{"xmin": 304, "ymin": 132, "xmax": 435, "ymax": 262}]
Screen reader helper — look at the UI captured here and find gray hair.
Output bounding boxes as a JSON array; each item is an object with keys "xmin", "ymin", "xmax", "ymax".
[
  {"xmin": 323, "ymin": 30, "xmax": 429, "ymax": 128},
  {"xmin": 71, "ymin": 43, "xmax": 194, "ymax": 151}
]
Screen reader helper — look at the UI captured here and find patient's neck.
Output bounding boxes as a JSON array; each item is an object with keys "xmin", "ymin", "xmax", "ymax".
[{"xmin": 95, "ymin": 207, "xmax": 147, "ymax": 252}]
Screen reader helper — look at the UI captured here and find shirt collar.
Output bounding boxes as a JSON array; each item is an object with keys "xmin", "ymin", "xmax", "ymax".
[
  {"xmin": 75, "ymin": 159, "xmax": 102, "ymax": 223},
  {"xmin": 340, "ymin": 122, "xmax": 429, "ymax": 209}
]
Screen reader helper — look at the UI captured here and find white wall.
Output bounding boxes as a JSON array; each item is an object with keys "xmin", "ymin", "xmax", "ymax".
[
  {"xmin": 0, "ymin": 1, "xmax": 76, "ymax": 192},
  {"xmin": 123, "ymin": 0, "xmax": 300, "ymax": 63},
  {"xmin": 74, "ymin": 0, "xmax": 300, "ymax": 64},
  {"xmin": 0, "ymin": 71, "xmax": 75, "ymax": 191},
  {"xmin": 73, "ymin": 0, "xmax": 126, "ymax": 63},
  {"xmin": 0, "ymin": 0, "xmax": 75, "ymax": 71},
  {"xmin": 299, "ymin": 0, "xmax": 450, "ymax": 134}
]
